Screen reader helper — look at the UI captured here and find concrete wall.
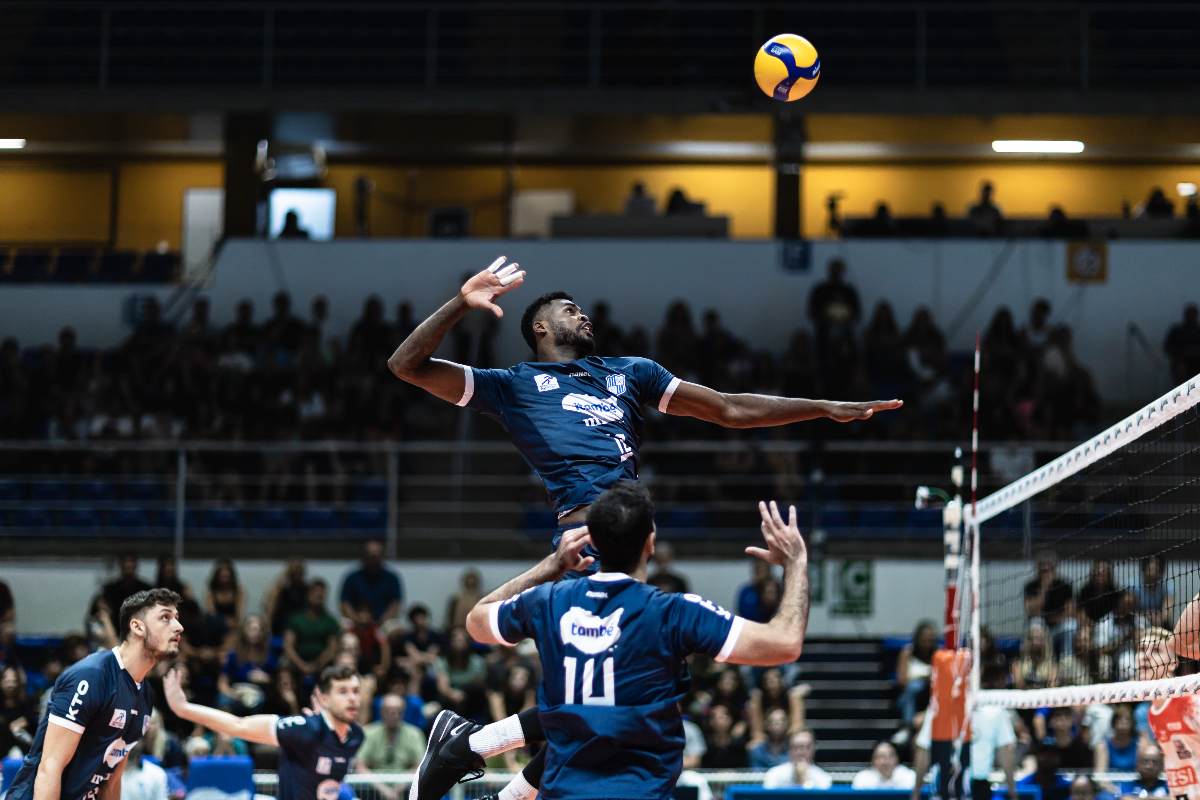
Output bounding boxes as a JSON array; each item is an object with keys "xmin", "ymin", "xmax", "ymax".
[
  {"xmin": 1, "ymin": 556, "xmax": 948, "ymax": 640},
  {"xmin": 0, "ymin": 238, "xmax": 1191, "ymax": 403}
]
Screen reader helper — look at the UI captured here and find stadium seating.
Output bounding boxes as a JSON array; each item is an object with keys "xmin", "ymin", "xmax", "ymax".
[
  {"xmin": 76, "ymin": 480, "xmax": 118, "ymax": 502},
  {"xmin": 298, "ymin": 506, "xmax": 340, "ymax": 531},
  {"xmin": 28, "ymin": 481, "xmax": 70, "ymax": 502}
]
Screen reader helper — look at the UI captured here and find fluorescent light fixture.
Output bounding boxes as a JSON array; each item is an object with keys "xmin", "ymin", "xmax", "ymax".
[
  {"xmin": 992, "ymin": 140, "xmax": 1084, "ymax": 153},
  {"xmin": 0, "ymin": 139, "xmax": 26, "ymax": 149},
  {"xmin": 1178, "ymin": 182, "xmax": 1198, "ymax": 198}
]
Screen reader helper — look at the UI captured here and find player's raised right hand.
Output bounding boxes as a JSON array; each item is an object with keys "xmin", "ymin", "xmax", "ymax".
[
  {"xmin": 747, "ymin": 500, "xmax": 807, "ymax": 568},
  {"xmin": 460, "ymin": 256, "xmax": 525, "ymax": 317},
  {"xmin": 554, "ymin": 525, "xmax": 595, "ymax": 575},
  {"xmin": 163, "ymin": 667, "xmax": 188, "ymax": 712}
]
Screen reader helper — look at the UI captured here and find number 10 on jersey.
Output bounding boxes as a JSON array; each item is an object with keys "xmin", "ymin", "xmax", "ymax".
[{"xmin": 563, "ymin": 657, "xmax": 615, "ymax": 705}]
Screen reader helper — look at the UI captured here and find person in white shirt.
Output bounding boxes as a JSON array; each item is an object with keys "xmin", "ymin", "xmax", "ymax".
[
  {"xmin": 762, "ymin": 730, "xmax": 833, "ymax": 790},
  {"xmin": 853, "ymin": 742, "xmax": 917, "ymax": 789},
  {"xmin": 679, "ymin": 715, "xmax": 713, "ymax": 800},
  {"xmin": 120, "ymin": 742, "xmax": 168, "ymax": 800}
]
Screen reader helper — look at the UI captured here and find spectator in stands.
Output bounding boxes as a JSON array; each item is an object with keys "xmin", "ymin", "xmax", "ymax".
[
  {"xmin": 260, "ymin": 667, "xmax": 302, "ymax": 719},
  {"xmin": 647, "ymin": 541, "xmax": 690, "ymax": 594},
  {"xmin": 697, "ymin": 309, "xmax": 738, "ymax": 389},
  {"xmin": 262, "ymin": 291, "xmax": 307, "ymax": 359},
  {"xmin": 762, "ymin": 730, "xmax": 832, "ymax": 789},
  {"xmin": 968, "ymin": 181, "xmax": 1004, "ymax": 236},
  {"xmin": 1046, "ymin": 706, "xmax": 1093, "ymax": 768},
  {"xmin": 488, "ymin": 664, "xmax": 536, "ymax": 729},
  {"xmin": 862, "ymin": 302, "xmax": 906, "ymax": 399},
  {"xmin": 206, "ymin": 558, "xmax": 246, "ymax": 627},
  {"xmin": 218, "ymin": 614, "xmax": 276, "ymax": 714},
  {"xmin": 344, "ymin": 607, "xmax": 391, "ymax": 681},
  {"xmin": 749, "ymin": 709, "xmax": 792, "ymax": 770},
  {"xmin": 1039, "ymin": 327, "xmax": 1101, "ymax": 437},
  {"xmin": 180, "ymin": 297, "xmax": 217, "ymax": 353},
  {"xmin": 0, "ymin": 578, "xmax": 13, "ymax": 627},
  {"xmin": 780, "ymin": 329, "xmax": 820, "ymax": 401},
  {"xmin": 0, "ymin": 664, "xmax": 37, "ymax": 755},
  {"xmin": 1164, "ymin": 303, "xmax": 1200, "ymax": 384},
  {"xmin": 587, "ymin": 300, "xmax": 624, "ymax": 358},
  {"xmin": 853, "ymin": 741, "xmax": 915, "ymax": 789},
  {"xmin": 1055, "ymin": 622, "xmax": 1098, "ymax": 686},
  {"xmin": 1094, "ymin": 704, "xmax": 1137, "ymax": 775},
  {"xmin": 624, "ymin": 182, "xmax": 658, "ymax": 217},
  {"xmin": 892, "ymin": 620, "xmax": 937, "ymax": 745},
  {"xmin": 279, "ymin": 209, "xmax": 310, "ymax": 238},
  {"xmin": 701, "ymin": 704, "xmax": 749, "ymax": 769},
  {"xmin": 1134, "ymin": 555, "xmax": 1174, "ymax": 629},
  {"xmin": 1068, "ymin": 775, "xmax": 1101, "ymax": 800},
  {"xmin": 1077, "ymin": 560, "xmax": 1120, "ymax": 624},
  {"xmin": 265, "ymin": 556, "xmax": 309, "ymax": 637},
  {"xmin": 904, "ymin": 307, "xmax": 953, "ymax": 416},
  {"xmin": 1024, "ymin": 550, "xmax": 1075, "ymax": 655},
  {"xmin": 1021, "ymin": 299, "xmax": 1054, "ymax": 361},
  {"xmin": 120, "ymin": 740, "xmax": 169, "ymax": 800},
  {"xmin": 666, "ymin": 188, "xmax": 704, "ymax": 216},
  {"xmin": 283, "ymin": 578, "xmax": 341, "ymax": 680},
  {"xmin": 1119, "ymin": 742, "xmax": 1168, "ymax": 797},
  {"xmin": 141, "ymin": 709, "xmax": 185, "ymax": 771},
  {"xmin": 982, "ymin": 307, "xmax": 1027, "ymax": 411},
  {"xmin": 808, "ymin": 259, "xmax": 861, "ymax": 394},
  {"xmin": 445, "ymin": 569, "xmax": 483, "ymax": 632},
  {"xmin": 1140, "ymin": 188, "xmax": 1175, "ymax": 219},
  {"xmin": 656, "ymin": 300, "xmax": 699, "ymax": 380},
  {"xmin": 748, "ymin": 668, "xmax": 807, "ymax": 744},
  {"xmin": 682, "ymin": 707, "xmax": 707, "ymax": 770},
  {"xmin": 358, "ymin": 693, "xmax": 427, "ymax": 794},
  {"xmin": 1019, "ymin": 740, "xmax": 1071, "ymax": 800},
  {"xmin": 341, "ymin": 540, "xmax": 404, "ymax": 627},
  {"xmin": 102, "ymin": 553, "xmax": 152, "ymax": 631},
  {"xmin": 177, "ymin": 598, "xmax": 231, "ymax": 708},
  {"xmin": 348, "ymin": 296, "xmax": 393, "ymax": 371},
  {"xmin": 154, "ymin": 556, "xmax": 190, "ymax": 600},
  {"xmin": 1013, "ymin": 620, "xmax": 1056, "ymax": 689},
  {"xmin": 737, "ymin": 561, "xmax": 773, "ymax": 622},
  {"xmin": 432, "ymin": 626, "xmax": 487, "ymax": 719},
  {"xmin": 1095, "ymin": 589, "xmax": 1147, "ymax": 680}
]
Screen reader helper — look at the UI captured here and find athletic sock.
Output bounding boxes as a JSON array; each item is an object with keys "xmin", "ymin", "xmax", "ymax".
[
  {"xmin": 468, "ymin": 714, "xmax": 525, "ymax": 759},
  {"xmin": 498, "ymin": 772, "xmax": 538, "ymax": 800}
]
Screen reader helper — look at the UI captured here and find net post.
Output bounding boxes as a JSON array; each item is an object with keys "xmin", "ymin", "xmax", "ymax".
[{"xmin": 970, "ymin": 333, "xmax": 981, "ymax": 699}]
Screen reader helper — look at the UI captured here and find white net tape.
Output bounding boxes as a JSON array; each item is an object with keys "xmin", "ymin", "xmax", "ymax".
[{"xmin": 977, "ymin": 673, "xmax": 1200, "ymax": 709}]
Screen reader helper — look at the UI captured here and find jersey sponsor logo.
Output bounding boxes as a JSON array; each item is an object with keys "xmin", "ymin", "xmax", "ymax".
[
  {"xmin": 1175, "ymin": 739, "xmax": 1195, "ymax": 761},
  {"xmin": 683, "ymin": 593, "xmax": 734, "ymax": 620},
  {"xmin": 562, "ymin": 393, "xmax": 624, "ymax": 428},
  {"xmin": 585, "ymin": 591, "xmax": 608, "ymax": 599},
  {"xmin": 109, "ymin": 709, "xmax": 127, "ymax": 728},
  {"xmin": 560, "ymin": 606, "xmax": 623, "ymax": 654},
  {"xmin": 316, "ymin": 756, "xmax": 332, "ymax": 775},
  {"xmin": 1167, "ymin": 766, "xmax": 1197, "ymax": 788},
  {"xmin": 606, "ymin": 373, "xmax": 627, "ymax": 396},
  {"xmin": 279, "ymin": 715, "xmax": 306, "ymax": 728},
  {"xmin": 66, "ymin": 679, "xmax": 90, "ymax": 721},
  {"xmin": 613, "ymin": 433, "xmax": 633, "ymax": 462},
  {"xmin": 316, "ymin": 779, "xmax": 342, "ymax": 800},
  {"xmin": 103, "ymin": 738, "xmax": 131, "ymax": 768},
  {"xmin": 569, "ymin": 372, "xmax": 589, "ymax": 378},
  {"xmin": 535, "ymin": 374, "xmax": 560, "ymax": 392}
]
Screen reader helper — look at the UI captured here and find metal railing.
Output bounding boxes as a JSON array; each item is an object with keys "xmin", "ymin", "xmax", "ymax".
[
  {"xmin": 0, "ymin": 438, "xmax": 1073, "ymax": 557},
  {"xmin": 0, "ymin": 2, "xmax": 1198, "ymax": 94}
]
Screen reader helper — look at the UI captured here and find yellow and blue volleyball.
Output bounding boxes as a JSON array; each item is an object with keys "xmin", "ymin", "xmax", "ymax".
[{"xmin": 754, "ymin": 34, "xmax": 820, "ymax": 102}]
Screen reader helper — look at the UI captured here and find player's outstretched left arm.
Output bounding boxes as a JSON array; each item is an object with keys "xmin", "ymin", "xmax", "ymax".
[
  {"xmin": 163, "ymin": 667, "xmax": 280, "ymax": 745},
  {"xmin": 466, "ymin": 526, "xmax": 594, "ymax": 645},
  {"xmin": 666, "ymin": 381, "xmax": 901, "ymax": 427}
]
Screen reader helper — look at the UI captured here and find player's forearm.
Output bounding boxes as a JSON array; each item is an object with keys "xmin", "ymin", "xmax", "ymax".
[
  {"xmin": 479, "ymin": 553, "xmax": 565, "ymax": 606},
  {"xmin": 168, "ymin": 697, "xmax": 273, "ymax": 744},
  {"xmin": 388, "ymin": 295, "xmax": 469, "ymax": 379},
  {"xmin": 32, "ymin": 762, "xmax": 64, "ymax": 800},
  {"xmin": 765, "ymin": 557, "xmax": 810, "ymax": 658},
  {"xmin": 720, "ymin": 395, "xmax": 837, "ymax": 427}
]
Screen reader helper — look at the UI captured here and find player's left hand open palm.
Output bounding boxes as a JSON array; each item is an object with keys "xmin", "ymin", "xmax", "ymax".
[
  {"xmin": 554, "ymin": 525, "xmax": 595, "ymax": 575},
  {"xmin": 163, "ymin": 667, "xmax": 188, "ymax": 712},
  {"xmin": 829, "ymin": 398, "xmax": 903, "ymax": 422},
  {"xmin": 747, "ymin": 500, "xmax": 807, "ymax": 568},
  {"xmin": 461, "ymin": 256, "xmax": 525, "ymax": 317}
]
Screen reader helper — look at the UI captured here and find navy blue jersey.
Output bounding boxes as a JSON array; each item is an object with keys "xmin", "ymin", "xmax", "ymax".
[
  {"xmin": 10, "ymin": 650, "xmax": 154, "ymax": 800},
  {"xmin": 272, "ymin": 712, "xmax": 365, "ymax": 800},
  {"xmin": 492, "ymin": 574, "xmax": 745, "ymax": 800},
  {"xmin": 456, "ymin": 357, "xmax": 679, "ymax": 514}
]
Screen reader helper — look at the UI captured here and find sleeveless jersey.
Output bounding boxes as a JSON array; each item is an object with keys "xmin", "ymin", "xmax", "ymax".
[{"xmin": 1148, "ymin": 696, "xmax": 1200, "ymax": 800}]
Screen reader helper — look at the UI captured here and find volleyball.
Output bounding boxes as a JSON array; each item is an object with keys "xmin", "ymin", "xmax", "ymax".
[{"xmin": 754, "ymin": 34, "xmax": 820, "ymax": 102}]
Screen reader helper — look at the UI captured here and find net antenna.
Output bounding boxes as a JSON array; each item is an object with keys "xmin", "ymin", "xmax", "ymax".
[{"xmin": 965, "ymin": 371, "xmax": 1200, "ymax": 711}]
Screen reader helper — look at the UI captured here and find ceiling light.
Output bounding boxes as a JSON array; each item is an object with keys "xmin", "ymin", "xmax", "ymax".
[
  {"xmin": 1178, "ymin": 182, "xmax": 1198, "ymax": 198},
  {"xmin": 0, "ymin": 139, "xmax": 26, "ymax": 149},
  {"xmin": 992, "ymin": 140, "xmax": 1084, "ymax": 154}
]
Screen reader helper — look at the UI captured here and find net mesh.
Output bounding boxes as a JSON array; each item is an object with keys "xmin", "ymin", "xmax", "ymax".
[{"xmin": 968, "ymin": 375, "xmax": 1200, "ymax": 708}]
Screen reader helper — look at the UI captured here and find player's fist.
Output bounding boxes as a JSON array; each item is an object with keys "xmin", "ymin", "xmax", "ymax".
[
  {"xmin": 747, "ymin": 500, "xmax": 807, "ymax": 568},
  {"xmin": 554, "ymin": 525, "xmax": 595, "ymax": 575},
  {"xmin": 460, "ymin": 256, "xmax": 525, "ymax": 318}
]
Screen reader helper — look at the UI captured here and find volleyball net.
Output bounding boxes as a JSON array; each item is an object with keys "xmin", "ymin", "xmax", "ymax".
[{"xmin": 961, "ymin": 373, "xmax": 1200, "ymax": 711}]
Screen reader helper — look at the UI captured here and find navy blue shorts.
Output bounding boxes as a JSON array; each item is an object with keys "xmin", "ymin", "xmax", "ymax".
[{"xmin": 551, "ymin": 520, "xmax": 600, "ymax": 579}]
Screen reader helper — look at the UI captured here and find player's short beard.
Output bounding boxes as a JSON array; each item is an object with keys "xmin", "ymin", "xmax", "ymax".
[
  {"xmin": 145, "ymin": 629, "xmax": 180, "ymax": 662},
  {"xmin": 549, "ymin": 319, "xmax": 595, "ymax": 355}
]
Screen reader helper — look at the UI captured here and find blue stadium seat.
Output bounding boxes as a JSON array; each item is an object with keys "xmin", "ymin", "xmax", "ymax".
[
  {"xmin": 76, "ymin": 480, "xmax": 117, "ymax": 502},
  {"xmin": 125, "ymin": 481, "xmax": 166, "ymax": 502},
  {"xmin": 346, "ymin": 507, "xmax": 386, "ymax": 530},
  {"xmin": 205, "ymin": 508, "xmax": 246, "ymax": 532},
  {"xmin": 820, "ymin": 504, "xmax": 852, "ymax": 529},
  {"xmin": 28, "ymin": 481, "xmax": 70, "ymax": 502},
  {"xmin": 251, "ymin": 508, "xmax": 293, "ymax": 531},
  {"xmin": 61, "ymin": 508, "xmax": 101, "ymax": 531},
  {"xmin": 97, "ymin": 252, "xmax": 137, "ymax": 282},
  {"xmin": 186, "ymin": 755, "xmax": 254, "ymax": 795},
  {"xmin": 139, "ymin": 253, "xmax": 179, "ymax": 283},
  {"xmin": 857, "ymin": 506, "xmax": 898, "ymax": 530},
  {"xmin": 662, "ymin": 507, "xmax": 708, "ymax": 529},
  {"xmin": 11, "ymin": 508, "xmax": 53, "ymax": 528},
  {"xmin": 53, "ymin": 250, "xmax": 95, "ymax": 282},
  {"xmin": 108, "ymin": 508, "xmax": 150, "ymax": 531},
  {"xmin": 299, "ymin": 507, "xmax": 340, "ymax": 531},
  {"xmin": 0, "ymin": 480, "xmax": 22, "ymax": 502},
  {"xmin": 352, "ymin": 481, "xmax": 388, "ymax": 503},
  {"xmin": 157, "ymin": 507, "xmax": 198, "ymax": 531},
  {"xmin": 523, "ymin": 508, "xmax": 557, "ymax": 534},
  {"xmin": 905, "ymin": 507, "xmax": 943, "ymax": 532}
]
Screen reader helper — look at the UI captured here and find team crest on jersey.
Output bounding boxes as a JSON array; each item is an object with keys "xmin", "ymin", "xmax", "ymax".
[
  {"xmin": 560, "ymin": 606, "xmax": 623, "ymax": 654},
  {"xmin": 562, "ymin": 393, "xmax": 624, "ymax": 427},
  {"xmin": 109, "ymin": 709, "xmax": 127, "ymax": 728},
  {"xmin": 316, "ymin": 756, "xmax": 332, "ymax": 775},
  {"xmin": 606, "ymin": 373, "xmax": 627, "ymax": 396},
  {"xmin": 316, "ymin": 779, "xmax": 342, "ymax": 800},
  {"xmin": 535, "ymin": 374, "xmax": 560, "ymax": 392}
]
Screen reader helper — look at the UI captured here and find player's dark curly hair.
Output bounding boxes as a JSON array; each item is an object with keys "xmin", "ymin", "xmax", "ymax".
[
  {"xmin": 119, "ymin": 588, "xmax": 181, "ymax": 642},
  {"xmin": 586, "ymin": 481, "xmax": 655, "ymax": 574},
  {"xmin": 318, "ymin": 663, "xmax": 359, "ymax": 693},
  {"xmin": 520, "ymin": 291, "xmax": 574, "ymax": 353}
]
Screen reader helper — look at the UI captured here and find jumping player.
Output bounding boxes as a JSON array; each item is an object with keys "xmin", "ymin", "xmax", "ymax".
[
  {"xmin": 163, "ymin": 662, "xmax": 364, "ymax": 800},
  {"xmin": 388, "ymin": 257, "xmax": 901, "ymax": 559},
  {"xmin": 1136, "ymin": 624, "xmax": 1200, "ymax": 800},
  {"xmin": 7, "ymin": 589, "xmax": 183, "ymax": 800},
  {"xmin": 414, "ymin": 485, "xmax": 809, "ymax": 800}
]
